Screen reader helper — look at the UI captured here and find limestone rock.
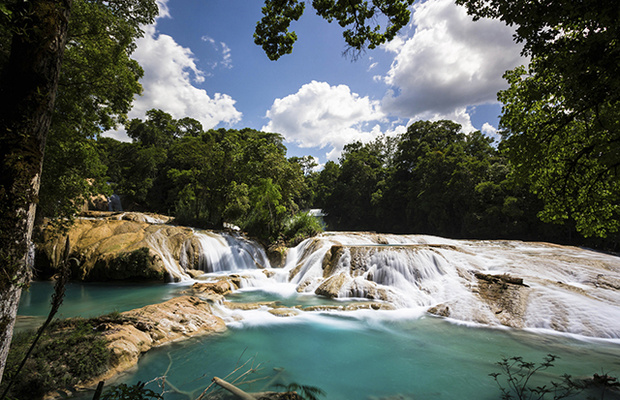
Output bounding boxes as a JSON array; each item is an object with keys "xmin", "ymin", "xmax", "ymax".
[
  {"xmin": 34, "ymin": 213, "xmax": 260, "ymax": 281},
  {"xmin": 90, "ymin": 296, "xmax": 226, "ymax": 384},
  {"xmin": 189, "ymin": 278, "xmax": 238, "ymax": 296},
  {"xmin": 268, "ymin": 307, "xmax": 301, "ymax": 317},
  {"xmin": 314, "ymin": 273, "xmax": 348, "ymax": 298},
  {"xmin": 267, "ymin": 242, "xmax": 288, "ymax": 268},
  {"xmin": 474, "ymin": 272, "xmax": 530, "ymax": 328}
]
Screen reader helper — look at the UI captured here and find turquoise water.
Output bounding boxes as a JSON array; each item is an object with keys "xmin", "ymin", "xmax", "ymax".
[
  {"xmin": 16, "ymin": 281, "xmax": 189, "ymax": 330},
  {"xmin": 17, "ymin": 283, "xmax": 620, "ymax": 400},
  {"xmin": 115, "ymin": 315, "xmax": 620, "ymax": 400}
]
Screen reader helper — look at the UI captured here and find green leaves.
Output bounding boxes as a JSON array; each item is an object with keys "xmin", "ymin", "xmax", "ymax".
[
  {"xmin": 254, "ymin": 0, "xmax": 414, "ymax": 60},
  {"xmin": 254, "ymin": 0, "xmax": 305, "ymax": 61},
  {"xmin": 458, "ymin": 0, "xmax": 620, "ymax": 237}
]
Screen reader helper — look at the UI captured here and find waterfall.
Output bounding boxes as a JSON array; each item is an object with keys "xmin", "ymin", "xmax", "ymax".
[
  {"xmin": 145, "ymin": 228, "xmax": 192, "ymax": 282},
  {"xmin": 194, "ymin": 231, "xmax": 270, "ymax": 273},
  {"xmin": 281, "ymin": 233, "xmax": 620, "ymax": 338},
  {"xmin": 140, "ymin": 225, "xmax": 620, "ymax": 339}
]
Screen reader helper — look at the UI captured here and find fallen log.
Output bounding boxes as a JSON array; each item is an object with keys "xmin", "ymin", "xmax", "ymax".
[
  {"xmin": 212, "ymin": 377, "xmax": 256, "ymax": 400},
  {"xmin": 211, "ymin": 377, "xmax": 303, "ymax": 400}
]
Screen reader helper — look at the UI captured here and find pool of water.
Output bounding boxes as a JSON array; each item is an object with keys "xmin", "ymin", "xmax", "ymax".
[
  {"xmin": 110, "ymin": 311, "xmax": 620, "ymax": 400},
  {"xmin": 16, "ymin": 281, "xmax": 189, "ymax": 331},
  {"xmin": 19, "ymin": 282, "xmax": 620, "ymax": 400}
]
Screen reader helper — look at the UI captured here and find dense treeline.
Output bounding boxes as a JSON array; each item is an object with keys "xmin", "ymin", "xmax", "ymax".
[
  {"xmin": 311, "ymin": 120, "xmax": 619, "ymax": 248},
  {"xmin": 38, "ymin": 111, "xmax": 618, "ymax": 249},
  {"xmin": 89, "ymin": 110, "xmax": 319, "ymax": 244}
]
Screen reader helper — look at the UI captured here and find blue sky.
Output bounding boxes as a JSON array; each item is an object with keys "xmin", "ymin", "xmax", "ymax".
[{"xmin": 105, "ymin": 0, "xmax": 527, "ymax": 165}]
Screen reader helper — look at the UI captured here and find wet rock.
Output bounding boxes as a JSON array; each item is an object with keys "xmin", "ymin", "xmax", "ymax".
[
  {"xmin": 314, "ymin": 273, "xmax": 348, "ymax": 298},
  {"xmin": 428, "ymin": 304, "xmax": 451, "ymax": 317},
  {"xmin": 269, "ymin": 307, "xmax": 302, "ymax": 317},
  {"xmin": 474, "ymin": 272, "xmax": 530, "ymax": 328},
  {"xmin": 267, "ymin": 242, "xmax": 288, "ymax": 268},
  {"xmin": 185, "ymin": 269, "xmax": 204, "ymax": 279},
  {"xmin": 189, "ymin": 280, "xmax": 235, "ymax": 296},
  {"xmin": 223, "ymin": 301, "xmax": 278, "ymax": 310}
]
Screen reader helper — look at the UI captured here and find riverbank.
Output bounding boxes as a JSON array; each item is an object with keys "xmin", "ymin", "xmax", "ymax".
[{"xmin": 4, "ymin": 294, "xmax": 226, "ymax": 399}]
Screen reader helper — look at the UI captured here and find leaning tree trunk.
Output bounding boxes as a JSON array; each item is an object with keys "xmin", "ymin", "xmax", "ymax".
[{"xmin": 0, "ymin": 0, "xmax": 72, "ymax": 384}]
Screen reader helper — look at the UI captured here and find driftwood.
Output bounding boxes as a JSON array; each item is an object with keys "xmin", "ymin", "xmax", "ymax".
[
  {"xmin": 212, "ymin": 377, "xmax": 302, "ymax": 400},
  {"xmin": 212, "ymin": 377, "xmax": 256, "ymax": 400}
]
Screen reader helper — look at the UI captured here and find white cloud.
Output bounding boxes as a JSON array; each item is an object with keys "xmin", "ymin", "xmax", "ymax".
[
  {"xmin": 104, "ymin": 8, "xmax": 241, "ymax": 141},
  {"xmin": 220, "ymin": 42, "xmax": 232, "ymax": 69},
  {"xmin": 156, "ymin": 0, "xmax": 170, "ymax": 19},
  {"xmin": 262, "ymin": 81, "xmax": 389, "ymax": 161},
  {"xmin": 408, "ymin": 107, "xmax": 476, "ymax": 133},
  {"xmin": 380, "ymin": 0, "xmax": 526, "ymax": 121},
  {"xmin": 481, "ymin": 122, "xmax": 501, "ymax": 143}
]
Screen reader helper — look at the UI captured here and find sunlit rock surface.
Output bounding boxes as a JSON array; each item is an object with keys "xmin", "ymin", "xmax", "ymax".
[
  {"xmin": 35, "ymin": 212, "xmax": 269, "ymax": 281},
  {"xmin": 88, "ymin": 296, "xmax": 226, "ymax": 385}
]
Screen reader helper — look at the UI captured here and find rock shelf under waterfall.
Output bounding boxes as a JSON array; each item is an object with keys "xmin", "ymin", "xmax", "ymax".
[{"xmin": 34, "ymin": 213, "xmax": 620, "ymax": 339}]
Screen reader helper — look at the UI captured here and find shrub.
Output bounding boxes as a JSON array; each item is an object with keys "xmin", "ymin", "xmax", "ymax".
[
  {"xmin": 490, "ymin": 354, "xmax": 620, "ymax": 400},
  {"xmin": 281, "ymin": 212, "xmax": 323, "ymax": 246},
  {"xmin": 0, "ymin": 318, "xmax": 111, "ymax": 399}
]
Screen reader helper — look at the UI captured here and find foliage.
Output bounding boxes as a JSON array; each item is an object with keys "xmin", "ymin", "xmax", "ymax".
[
  {"xmin": 0, "ymin": 318, "xmax": 111, "ymax": 399},
  {"xmin": 281, "ymin": 211, "xmax": 324, "ymax": 246},
  {"xmin": 489, "ymin": 354, "xmax": 620, "ymax": 400},
  {"xmin": 105, "ymin": 248, "xmax": 163, "ymax": 281},
  {"xmin": 254, "ymin": 0, "xmax": 414, "ymax": 60},
  {"xmin": 273, "ymin": 382, "xmax": 326, "ymax": 400},
  {"xmin": 316, "ymin": 120, "xmax": 564, "ymax": 242},
  {"xmin": 32, "ymin": 0, "xmax": 158, "ymax": 222},
  {"xmin": 456, "ymin": 0, "xmax": 620, "ymax": 237},
  {"xmin": 98, "ymin": 111, "xmax": 309, "ymax": 243},
  {"xmin": 102, "ymin": 382, "xmax": 163, "ymax": 400}
]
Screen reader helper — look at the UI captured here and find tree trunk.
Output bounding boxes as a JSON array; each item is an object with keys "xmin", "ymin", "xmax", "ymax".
[{"xmin": 0, "ymin": 0, "xmax": 72, "ymax": 384}]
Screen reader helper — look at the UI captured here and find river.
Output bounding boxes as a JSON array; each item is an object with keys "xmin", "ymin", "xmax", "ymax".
[{"xmin": 16, "ymin": 231, "xmax": 620, "ymax": 399}]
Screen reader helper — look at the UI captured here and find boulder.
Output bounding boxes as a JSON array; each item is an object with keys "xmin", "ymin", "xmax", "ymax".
[{"xmin": 473, "ymin": 272, "xmax": 530, "ymax": 328}]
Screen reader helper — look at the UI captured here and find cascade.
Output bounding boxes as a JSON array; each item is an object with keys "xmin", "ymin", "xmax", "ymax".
[
  {"xmin": 279, "ymin": 232, "xmax": 620, "ymax": 339},
  {"xmin": 142, "ymin": 227, "xmax": 620, "ymax": 339},
  {"xmin": 194, "ymin": 231, "xmax": 270, "ymax": 273}
]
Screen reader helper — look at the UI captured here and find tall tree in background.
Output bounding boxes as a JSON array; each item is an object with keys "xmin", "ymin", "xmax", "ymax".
[
  {"xmin": 0, "ymin": 0, "xmax": 156, "ymax": 383},
  {"xmin": 39, "ymin": 0, "xmax": 156, "ymax": 222},
  {"xmin": 456, "ymin": 0, "xmax": 620, "ymax": 237}
]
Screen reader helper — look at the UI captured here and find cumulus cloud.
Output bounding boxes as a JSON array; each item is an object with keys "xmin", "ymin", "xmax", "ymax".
[
  {"xmin": 104, "ymin": 3, "xmax": 241, "ymax": 141},
  {"xmin": 262, "ymin": 81, "xmax": 390, "ymax": 160},
  {"xmin": 380, "ymin": 0, "xmax": 526, "ymax": 121},
  {"xmin": 408, "ymin": 107, "xmax": 476, "ymax": 133}
]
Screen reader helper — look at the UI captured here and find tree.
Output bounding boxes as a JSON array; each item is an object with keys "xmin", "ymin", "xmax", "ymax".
[
  {"xmin": 254, "ymin": 0, "xmax": 415, "ymax": 60},
  {"xmin": 456, "ymin": 0, "xmax": 620, "ymax": 237},
  {"xmin": 37, "ymin": 0, "xmax": 157, "ymax": 222},
  {"xmin": 0, "ymin": 0, "xmax": 156, "ymax": 383},
  {"xmin": 0, "ymin": 0, "xmax": 74, "ymax": 383}
]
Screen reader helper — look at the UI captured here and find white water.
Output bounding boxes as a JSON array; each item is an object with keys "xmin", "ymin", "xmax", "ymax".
[
  {"xmin": 22, "ymin": 229, "xmax": 620, "ymax": 399},
  {"xmin": 147, "ymin": 230, "xmax": 620, "ymax": 339},
  {"xmin": 194, "ymin": 231, "xmax": 269, "ymax": 272}
]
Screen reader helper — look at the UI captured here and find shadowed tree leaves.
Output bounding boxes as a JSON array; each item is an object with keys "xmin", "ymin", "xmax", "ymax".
[
  {"xmin": 254, "ymin": 0, "xmax": 414, "ymax": 60},
  {"xmin": 457, "ymin": 0, "xmax": 620, "ymax": 237}
]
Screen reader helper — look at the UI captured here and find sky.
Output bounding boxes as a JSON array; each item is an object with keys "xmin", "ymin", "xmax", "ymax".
[{"xmin": 104, "ymin": 0, "xmax": 527, "ymax": 165}]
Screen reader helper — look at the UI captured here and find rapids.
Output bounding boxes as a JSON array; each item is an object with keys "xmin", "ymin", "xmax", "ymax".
[
  {"xmin": 17, "ymin": 230, "xmax": 620, "ymax": 399},
  {"xmin": 168, "ymin": 231, "xmax": 620, "ymax": 339}
]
